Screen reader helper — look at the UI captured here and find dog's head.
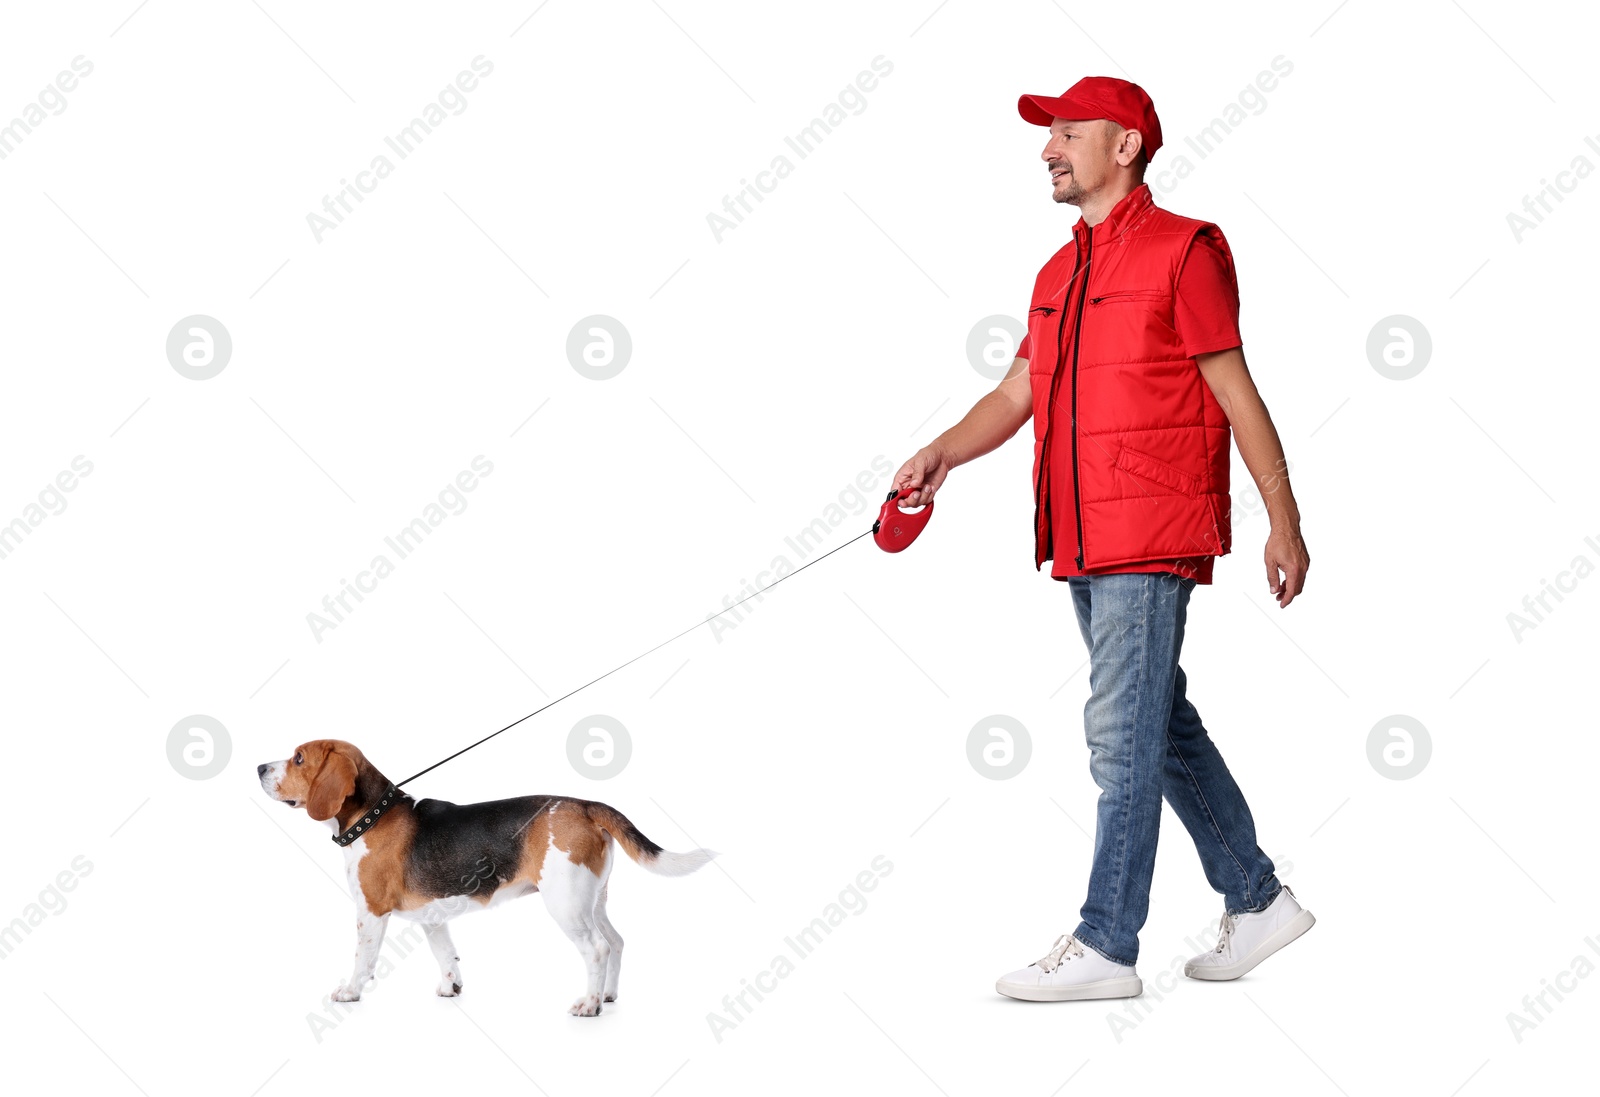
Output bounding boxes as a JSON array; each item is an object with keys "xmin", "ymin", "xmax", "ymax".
[{"xmin": 258, "ymin": 739, "xmax": 366, "ymax": 821}]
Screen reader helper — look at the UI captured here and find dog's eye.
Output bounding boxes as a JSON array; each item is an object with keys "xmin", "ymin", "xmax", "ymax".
[{"xmin": 294, "ymin": 752, "xmax": 304, "ymax": 765}]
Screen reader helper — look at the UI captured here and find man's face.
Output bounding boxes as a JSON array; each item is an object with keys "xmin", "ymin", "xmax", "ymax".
[{"xmin": 1041, "ymin": 118, "xmax": 1120, "ymax": 206}]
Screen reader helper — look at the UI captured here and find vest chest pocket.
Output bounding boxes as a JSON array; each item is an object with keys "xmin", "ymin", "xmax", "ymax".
[
  {"xmin": 1089, "ymin": 288, "xmax": 1166, "ymax": 306},
  {"xmin": 1026, "ymin": 302, "xmax": 1061, "ymax": 373},
  {"xmin": 1088, "ymin": 287, "xmax": 1175, "ymax": 337},
  {"xmin": 1115, "ymin": 443, "xmax": 1200, "ymax": 498}
]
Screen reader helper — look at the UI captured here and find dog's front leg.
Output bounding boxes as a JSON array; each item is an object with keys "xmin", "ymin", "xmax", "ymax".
[
  {"xmin": 424, "ymin": 920, "xmax": 464, "ymax": 997},
  {"xmin": 331, "ymin": 910, "xmax": 390, "ymax": 1002}
]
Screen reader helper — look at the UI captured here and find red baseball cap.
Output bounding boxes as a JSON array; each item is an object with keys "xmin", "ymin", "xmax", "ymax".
[{"xmin": 1018, "ymin": 76, "xmax": 1163, "ymax": 163}]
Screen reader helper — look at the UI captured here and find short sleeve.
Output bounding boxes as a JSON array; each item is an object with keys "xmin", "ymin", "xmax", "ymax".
[
  {"xmin": 1017, "ymin": 332, "xmax": 1031, "ymax": 359},
  {"xmin": 1173, "ymin": 227, "xmax": 1242, "ymax": 358}
]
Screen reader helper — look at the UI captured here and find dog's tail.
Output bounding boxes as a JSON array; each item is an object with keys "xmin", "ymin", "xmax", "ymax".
[{"xmin": 586, "ymin": 802, "xmax": 717, "ymax": 877}]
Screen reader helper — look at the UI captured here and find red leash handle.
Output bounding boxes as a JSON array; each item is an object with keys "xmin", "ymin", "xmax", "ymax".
[{"xmin": 873, "ymin": 488, "xmax": 934, "ymax": 553}]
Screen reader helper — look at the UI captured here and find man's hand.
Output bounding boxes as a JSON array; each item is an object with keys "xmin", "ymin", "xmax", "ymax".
[
  {"xmin": 892, "ymin": 444, "xmax": 955, "ymax": 509},
  {"xmin": 1264, "ymin": 524, "xmax": 1309, "ymax": 607}
]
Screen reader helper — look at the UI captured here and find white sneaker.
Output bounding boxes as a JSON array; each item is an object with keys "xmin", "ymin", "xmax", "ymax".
[
  {"xmin": 1184, "ymin": 885, "xmax": 1315, "ymax": 981},
  {"xmin": 996, "ymin": 934, "xmax": 1143, "ymax": 1001}
]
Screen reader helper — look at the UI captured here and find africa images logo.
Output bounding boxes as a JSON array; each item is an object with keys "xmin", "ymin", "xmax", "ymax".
[{"xmin": 706, "ymin": 55, "xmax": 893, "ymax": 243}]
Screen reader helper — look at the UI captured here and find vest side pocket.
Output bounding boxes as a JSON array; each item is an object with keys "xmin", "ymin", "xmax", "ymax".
[{"xmin": 1114, "ymin": 443, "xmax": 1201, "ymax": 498}]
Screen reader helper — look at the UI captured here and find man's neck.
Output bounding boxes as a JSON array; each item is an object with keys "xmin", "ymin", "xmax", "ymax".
[{"xmin": 1078, "ymin": 179, "xmax": 1141, "ymax": 228}]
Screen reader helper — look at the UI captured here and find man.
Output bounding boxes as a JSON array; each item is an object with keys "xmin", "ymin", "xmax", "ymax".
[{"xmin": 893, "ymin": 76, "xmax": 1314, "ymax": 1001}]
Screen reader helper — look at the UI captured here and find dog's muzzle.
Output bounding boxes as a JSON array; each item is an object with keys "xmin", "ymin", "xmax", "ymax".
[{"xmin": 258, "ymin": 761, "xmax": 292, "ymax": 804}]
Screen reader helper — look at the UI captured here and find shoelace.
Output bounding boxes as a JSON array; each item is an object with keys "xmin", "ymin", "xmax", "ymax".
[
  {"xmin": 1212, "ymin": 912, "xmax": 1237, "ymax": 954},
  {"xmin": 1037, "ymin": 934, "xmax": 1085, "ymax": 973}
]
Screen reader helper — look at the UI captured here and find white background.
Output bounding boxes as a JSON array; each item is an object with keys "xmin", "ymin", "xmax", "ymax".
[{"xmin": 2, "ymin": 1, "xmax": 1596, "ymax": 1093}]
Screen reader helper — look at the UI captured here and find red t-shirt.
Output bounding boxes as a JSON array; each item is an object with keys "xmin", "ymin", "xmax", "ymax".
[{"xmin": 1015, "ymin": 227, "xmax": 1242, "ymax": 584}]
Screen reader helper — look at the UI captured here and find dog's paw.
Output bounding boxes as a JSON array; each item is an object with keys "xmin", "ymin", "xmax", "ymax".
[
  {"xmin": 436, "ymin": 979, "xmax": 463, "ymax": 998},
  {"xmin": 567, "ymin": 994, "xmax": 602, "ymax": 1017},
  {"xmin": 602, "ymin": 990, "xmax": 617, "ymax": 1003},
  {"xmin": 330, "ymin": 985, "xmax": 362, "ymax": 1003}
]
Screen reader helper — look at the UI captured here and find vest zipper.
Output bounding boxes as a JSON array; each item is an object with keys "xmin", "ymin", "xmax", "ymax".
[{"xmin": 1068, "ymin": 232, "xmax": 1094, "ymax": 570}]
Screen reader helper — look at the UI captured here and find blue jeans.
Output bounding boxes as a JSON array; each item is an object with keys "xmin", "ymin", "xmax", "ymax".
[{"xmin": 1066, "ymin": 571, "xmax": 1281, "ymax": 967}]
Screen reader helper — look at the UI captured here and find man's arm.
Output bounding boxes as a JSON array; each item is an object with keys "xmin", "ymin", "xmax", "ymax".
[
  {"xmin": 1195, "ymin": 346, "xmax": 1309, "ymax": 607},
  {"xmin": 892, "ymin": 356, "xmax": 1033, "ymax": 508}
]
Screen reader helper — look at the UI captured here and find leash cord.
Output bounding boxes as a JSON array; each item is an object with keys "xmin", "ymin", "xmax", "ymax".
[{"xmin": 395, "ymin": 525, "xmax": 878, "ymax": 789}]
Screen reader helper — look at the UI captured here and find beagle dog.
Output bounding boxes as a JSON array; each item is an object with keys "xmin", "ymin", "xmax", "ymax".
[{"xmin": 258, "ymin": 739, "xmax": 714, "ymax": 1015}]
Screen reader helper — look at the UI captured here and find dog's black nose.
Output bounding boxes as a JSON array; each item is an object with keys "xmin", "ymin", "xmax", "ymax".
[{"xmin": 257, "ymin": 763, "xmax": 269, "ymax": 777}]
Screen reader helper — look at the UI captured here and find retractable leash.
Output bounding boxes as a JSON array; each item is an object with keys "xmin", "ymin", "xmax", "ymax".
[{"xmin": 333, "ymin": 488, "xmax": 935, "ymax": 846}]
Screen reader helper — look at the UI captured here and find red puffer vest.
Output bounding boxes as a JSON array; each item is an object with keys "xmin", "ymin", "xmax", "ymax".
[{"xmin": 1026, "ymin": 182, "xmax": 1232, "ymax": 576}]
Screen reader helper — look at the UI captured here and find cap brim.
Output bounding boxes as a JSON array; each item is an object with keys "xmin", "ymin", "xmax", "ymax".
[{"xmin": 1017, "ymin": 93, "xmax": 1098, "ymax": 127}]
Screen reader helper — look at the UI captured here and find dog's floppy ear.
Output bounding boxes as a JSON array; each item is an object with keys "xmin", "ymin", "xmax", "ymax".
[{"xmin": 306, "ymin": 744, "xmax": 357, "ymax": 821}]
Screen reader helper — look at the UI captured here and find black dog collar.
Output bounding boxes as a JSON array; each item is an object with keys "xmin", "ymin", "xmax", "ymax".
[{"xmin": 332, "ymin": 784, "xmax": 408, "ymax": 847}]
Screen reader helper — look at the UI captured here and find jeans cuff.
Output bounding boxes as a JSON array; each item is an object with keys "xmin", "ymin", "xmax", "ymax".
[
  {"xmin": 1071, "ymin": 925, "xmax": 1137, "ymax": 968},
  {"xmin": 1229, "ymin": 883, "xmax": 1283, "ymax": 917}
]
